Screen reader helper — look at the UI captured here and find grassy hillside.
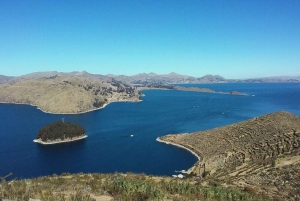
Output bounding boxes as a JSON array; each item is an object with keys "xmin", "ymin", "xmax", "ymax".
[
  {"xmin": 0, "ymin": 172, "xmax": 270, "ymax": 201},
  {"xmin": 0, "ymin": 75, "xmax": 141, "ymax": 114},
  {"xmin": 159, "ymin": 111, "xmax": 300, "ymax": 200}
]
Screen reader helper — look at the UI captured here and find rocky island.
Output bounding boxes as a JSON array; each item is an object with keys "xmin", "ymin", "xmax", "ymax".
[
  {"xmin": 157, "ymin": 111, "xmax": 300, "ymax": 200},
  {"xmin": 33, "ymin": 121, "xmax": 87, "ymax": 145}
]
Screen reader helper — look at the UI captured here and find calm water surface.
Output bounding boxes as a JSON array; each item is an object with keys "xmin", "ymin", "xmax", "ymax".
[{"xmin": 0, "ymin": 83, "xmax": 299, "ymax": 179}]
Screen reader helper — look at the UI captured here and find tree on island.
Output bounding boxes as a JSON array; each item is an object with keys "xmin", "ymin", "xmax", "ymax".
[{"xmin": 37, "ymin": 121, "xmax": 85, "ymax": 142}]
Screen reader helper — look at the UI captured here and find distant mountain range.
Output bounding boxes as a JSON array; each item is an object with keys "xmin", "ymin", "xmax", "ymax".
[
  {"xmin": 1, "ymin": 71, "xmax": 300, "ymax": 85},
  {"xmin": 108, "ymin": 72, "xmax": 227, "ymax": 85}
]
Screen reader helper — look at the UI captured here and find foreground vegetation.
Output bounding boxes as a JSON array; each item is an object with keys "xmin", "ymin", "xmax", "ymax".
[{"xmin": 0, "ymin": 173, "xmax": 271, "ymax": 201}]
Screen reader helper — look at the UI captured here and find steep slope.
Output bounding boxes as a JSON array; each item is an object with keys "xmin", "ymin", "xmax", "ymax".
[
  {"xmin": 0, "ymin": 75, "xmax": 140, "ymax": 114},
  {"xmin": 158, "ymin": 111, "xmax": 300, "ymax": 200}
]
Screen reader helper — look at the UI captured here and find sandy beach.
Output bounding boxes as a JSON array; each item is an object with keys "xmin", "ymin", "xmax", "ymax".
[{"xmin": 33, "ymin": 135, "xmax": 88, "ymax": 145}]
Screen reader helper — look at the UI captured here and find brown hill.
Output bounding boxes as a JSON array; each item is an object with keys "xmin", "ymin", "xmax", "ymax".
[
  {"xmin": 158, "ymin": 111, "xmax": 300, "ymax": 200},
  {"xmin": 0, "ymin": 75, "xmax": 140, "ymax": 114},
  {"xmin": 0, "ymin": 74, "xmax": 14, "ymax": 84}
]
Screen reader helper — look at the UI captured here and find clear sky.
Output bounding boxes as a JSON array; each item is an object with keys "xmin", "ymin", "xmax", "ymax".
[{"xmin": 1, "ymin": 0, "xmax": 300, "ymax": 78}]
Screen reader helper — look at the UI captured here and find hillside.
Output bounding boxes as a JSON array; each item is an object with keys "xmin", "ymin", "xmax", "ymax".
[
  {"xmin": 0, "ymin": 172, "xmax": 270, "ymax": 201},
  {"xmin": 0, "ymin": 75, "xmax": 14, "ymax": 84},
  {"xmin": 0, "ymin": 75, "xmax": 141, "ymax": 114},
  {"xmin": 158, "ymin": 111, "xmax": 300, "ymax": 200}
]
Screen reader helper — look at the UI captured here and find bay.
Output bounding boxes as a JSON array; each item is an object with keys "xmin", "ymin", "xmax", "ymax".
[{"xmin": 0, "ymin": 83, "xmax": 300, "ymax": 179}]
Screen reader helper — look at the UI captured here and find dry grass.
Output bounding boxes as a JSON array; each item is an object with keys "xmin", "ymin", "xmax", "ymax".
[
  {"xmin": 159, "ymin": 111, "xmax": 300, "ymax": 200},
  {"xmin": 0, "ymin": 75, "xmax": 140, "ymax": 114},
  {"xmin": 0, "ymin": 172, "xmax": 270, "ymax": 201}
]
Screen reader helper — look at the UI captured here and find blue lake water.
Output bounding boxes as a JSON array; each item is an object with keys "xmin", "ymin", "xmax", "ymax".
[{"xmin": 0, "ymin": 83, "xmax": 300, "ymax": 179}]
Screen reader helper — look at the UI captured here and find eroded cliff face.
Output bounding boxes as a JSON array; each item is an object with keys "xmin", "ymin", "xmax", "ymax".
[
  {"xmin": 160, "ymin": 111, "xmax": 300, "ymax": 200},
  {"xmin": 0, "ymin": 75, "xmax": 141, "ymax": 114}
]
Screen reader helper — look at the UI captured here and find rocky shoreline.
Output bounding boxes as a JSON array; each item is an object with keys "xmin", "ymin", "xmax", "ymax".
[
  {"xmin": 33, "ymin": 135, "xmax": 88, "ymax": 145},
  {"xmin": 156, "ymin": 137, "xmax": 201, "ymax": 174},
  {"xmin": 0, "ymin": 99, "xmax": 142, "ymax": 114},
  {"xmin": 157, "ymin": 111, "xmax": 300, "ymax": 200},
  {"xmin": 139, "ymin": 86, "xmax": 248, "ymax": 96},
  {"xmin": 0, "ymin": 75, "xmax": 143, "ymax": 114}
]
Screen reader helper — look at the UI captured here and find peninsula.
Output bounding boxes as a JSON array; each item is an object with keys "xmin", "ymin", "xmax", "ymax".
[
  {"xmin": 157, "ymin": 111, "xmax": 300, "ymax": 200},
  {"xmin": 139, "ymin": 85, "xmax": 247, "ymax": 96},
  {"xmin": 34, "ymin": 121, "xmax": 87, "ymax": 145},
  {"xmin": 173, "ymin": 86, "xmax": 247, "ymax": 96},
  {"xmin": 0, "ymin": 75, "xmax": 142, "ymax": 114},
  {"xmin": 0, "ymin": 72, "xmax": 247, "ymax": 114}
]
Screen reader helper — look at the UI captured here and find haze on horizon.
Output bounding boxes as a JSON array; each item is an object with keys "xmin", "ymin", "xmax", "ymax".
[{"xmin": 1, "ymin": 1, "xmax": 300, "ymax": 79}]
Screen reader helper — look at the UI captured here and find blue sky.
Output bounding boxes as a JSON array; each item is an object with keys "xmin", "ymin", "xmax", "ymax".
[{"xmin": 1, "ymin": 0, "xmax": 300, "ymax": 78}]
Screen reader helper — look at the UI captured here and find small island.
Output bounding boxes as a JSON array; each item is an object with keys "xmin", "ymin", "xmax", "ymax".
[{"xmin": 33, "ymin": 121, "xmax": 87, "ymax": 145}]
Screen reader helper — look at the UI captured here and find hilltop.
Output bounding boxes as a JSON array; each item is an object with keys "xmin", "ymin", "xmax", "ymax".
[
  {"xmin": 158, "ymin": 111, "xmax": 300, "ymax": 200},
  {"xmin": 0, "ymin": 75, "xmax": 141, "ymax": 114}
]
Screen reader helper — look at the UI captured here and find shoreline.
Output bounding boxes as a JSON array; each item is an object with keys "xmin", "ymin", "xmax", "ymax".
[
  {"xmin": 137, "ymin": 87, "xmax": 171, "ymax": 91},
  {"xmin": 138, "ymin": 87, "xmax": 247, "ymax": 96},
  {"xmin": 0, "ymin": 86, "xmax": 245, "ymax": 114},
  {"xmin": 156, "ymin": 137, "xmax": 201, "ymax": 173},
  {"xmin": 33, "ymin": 135, "xmax": 88, "ymax": 145},
  {"xmin": 0, "ymin": 99, "xmax": 142, "ymax": 115}
]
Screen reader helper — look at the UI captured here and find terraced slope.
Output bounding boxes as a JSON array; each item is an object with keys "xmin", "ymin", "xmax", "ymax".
[
  {"xmin": 159, "ymin": 111, "xmax": 300, "ymax": 200},
  {"xmin": 0, "ymin": 75, "xmax": 141, "ymax": 114}
]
